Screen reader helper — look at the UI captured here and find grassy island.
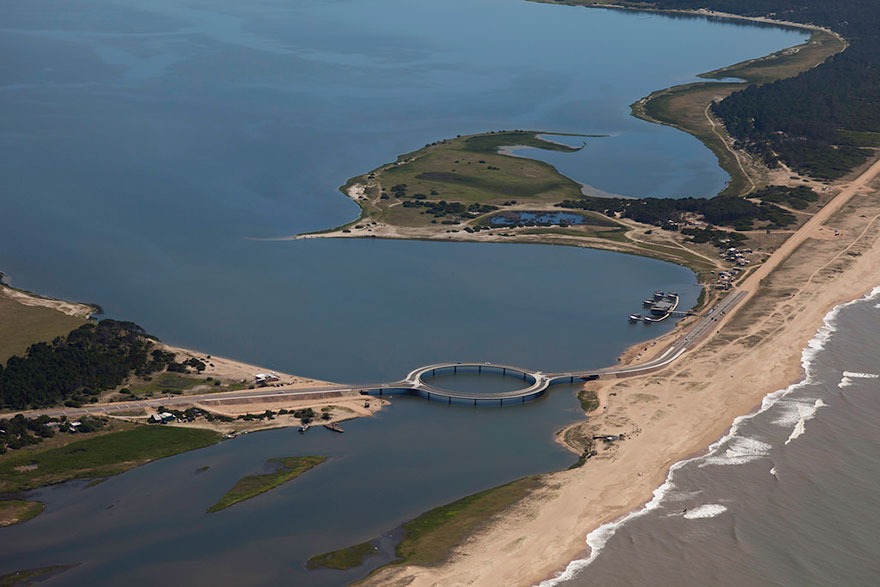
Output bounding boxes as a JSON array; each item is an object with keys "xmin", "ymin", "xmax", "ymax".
[{"xmin": 207, "ymin": 455, "xmax": 326, "ymax": 513}]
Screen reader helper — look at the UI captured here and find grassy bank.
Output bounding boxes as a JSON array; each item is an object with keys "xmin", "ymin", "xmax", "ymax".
[
  {"xmin": 309, "ymin": 476, "xmax": 544, "ymax": 576},
  {"xmin": 0, "ymin": 425, "xmax": 221, "ymax": 492},
  {"xmin": 0, "ymin": 499, "xmax": 44, "ymax": 527},
  {"xmin": 577, "ymin": 389, "xmax": 599, "ymax": 412},
  {"xmin": 307, "ymin": 541, "xmax": 378, "ymax": 571},
  {"xmin": 207, "ymin": 455, "xmax": 326, "ymax": 513},
  {"xmin": 0, "ymin": 290, "xmax": 86, "ymax": 364}
]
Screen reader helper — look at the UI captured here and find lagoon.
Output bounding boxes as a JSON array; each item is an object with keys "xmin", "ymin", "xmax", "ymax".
[
  {"xmin": 0, "ymin": 0, "xmax": 806, "ymax": 383},
  {"xmin": 0, "ymin": 0, "xmax": 807, "ymax": 582}
]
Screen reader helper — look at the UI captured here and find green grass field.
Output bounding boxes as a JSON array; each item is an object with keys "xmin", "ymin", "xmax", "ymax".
[
  {"xmin": 0, "ymin": 426, "xmax": 221, "ymax": 492},
  {"xmin": 128, "ymin": 372, "xmax": 212, "ymax": 395},
  {"xmin": 335, "ymin": 131, "xmax": 591, "ymax": 230},
  {"xmin": 207, "ymin": 455, "xmax": 326, "ymax": 513},
  {"xmin": 0, "ymin": 292, "xmax": 86, "ymax": 364}
]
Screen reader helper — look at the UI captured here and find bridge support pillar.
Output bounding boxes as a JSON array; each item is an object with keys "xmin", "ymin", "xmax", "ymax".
[
  {"xmin": 454, "ymin": 366, "xmax": 457, "ymax": 374},
  {"xmin": 448, "ymin": 397, "xmax": 451, "ymax": 405},
  {"xmin": 570, "ymin": 376, "xmax": 574, "ymax": 383},
  {"xmin": 478, "ymin": 365, "xmax": 482, "ymax": 373},
  {"xmin": 503, "ymin": 368, "xmax": 506, "ymax": 375},
  {"xmin": 500, "ymin": 398, "xmax": 503, "ymax": 406},
  {"xmin": 474, "ymin": 399, "xmax": 477, "ymax": 407}
]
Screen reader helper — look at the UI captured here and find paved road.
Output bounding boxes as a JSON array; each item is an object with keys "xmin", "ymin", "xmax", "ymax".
[{"xmin": 17, "ymin": 290, "xmax": 749, "ymax": 416}]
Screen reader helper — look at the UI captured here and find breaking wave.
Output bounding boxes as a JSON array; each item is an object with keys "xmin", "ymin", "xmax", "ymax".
[{"xmin": 683, "ymin": 504, "xmax": 727, "ymax": 519}]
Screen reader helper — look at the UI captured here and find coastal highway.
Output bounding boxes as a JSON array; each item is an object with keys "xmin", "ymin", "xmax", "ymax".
[
  {"xmin": 16, "ymin": 290, "xmax": 749, "ymax": 417},
  {"xmin": 551, "ymin": 288, "xmax": 748, "ymax": 381}
]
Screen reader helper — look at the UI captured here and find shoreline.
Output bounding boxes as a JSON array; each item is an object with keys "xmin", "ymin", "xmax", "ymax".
[{"xmin": 546, "ymin": 282, "xmax": 880, "ymax": 585}]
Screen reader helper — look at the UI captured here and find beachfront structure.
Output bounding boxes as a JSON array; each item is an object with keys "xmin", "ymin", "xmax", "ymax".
[{"xmin": 255, "ymin": 373, "xmax": 280, "ymax": 384}]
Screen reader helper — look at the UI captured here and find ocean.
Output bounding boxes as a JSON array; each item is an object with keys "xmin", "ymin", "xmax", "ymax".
[{"xmin": 547, "ymin": 287, "xmax": 880, "ymax": 586}]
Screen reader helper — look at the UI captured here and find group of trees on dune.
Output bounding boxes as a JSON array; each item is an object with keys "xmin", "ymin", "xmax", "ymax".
[
  {"xmin": 0, "ymin": 320, "xmax": 184, "ymax": 410},
  {"xmin": 556, "ymin": 189, "xmax": 801, "ymax": 233}
]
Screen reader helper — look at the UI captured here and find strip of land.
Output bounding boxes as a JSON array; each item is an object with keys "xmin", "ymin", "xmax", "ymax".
[{"xmin": 206, "ymin": 455, "xmax": 326, "ymax": 513}]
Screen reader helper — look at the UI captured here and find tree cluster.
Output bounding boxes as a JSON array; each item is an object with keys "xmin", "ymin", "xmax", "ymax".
[
  {"xmin": 0, "ymin": 320, "xmax": 178, "ymax": 410},
  {"xmin": 556, "ymin": 193, "xmax": 795, "ymax": 231},
  {"xmin": 0, "ymin": 414, "xmax": 107, "ymax": 453},
  {"xmin": 752, "ymin": 185, "xmax": 819, "ymax": 209}
]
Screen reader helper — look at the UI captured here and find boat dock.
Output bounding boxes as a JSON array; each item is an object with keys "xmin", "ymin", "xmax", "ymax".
[
  {"xmin": 632, "ymin": 291, "xmax": 690, "ymax": 323},
  {"xmin": 323, "ymin": 422, "xmax": 344, "ymax": 433}
]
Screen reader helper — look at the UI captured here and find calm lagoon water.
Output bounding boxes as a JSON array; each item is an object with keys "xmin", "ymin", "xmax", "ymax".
[
  {"xmin": 0, "ymin": 0, "xmax": 806, "ymax": 383},
  {"xmin": 0, "ymin": 0, "xmax": 809, "ymax": 582}
]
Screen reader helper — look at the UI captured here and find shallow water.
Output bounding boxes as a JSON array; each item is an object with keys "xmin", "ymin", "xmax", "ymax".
[
  {"xmin": 1, "ymin": 388, "xmax": 585, "ymax": 585},
  {"xmin": 550, "ymin": 288, "xmax": 880, "ymax": 587}
]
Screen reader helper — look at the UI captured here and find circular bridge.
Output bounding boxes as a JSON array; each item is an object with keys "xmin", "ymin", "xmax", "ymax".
[{"xmin": 400, "ymin": 362, "xmax": 552, "ymax": 405}]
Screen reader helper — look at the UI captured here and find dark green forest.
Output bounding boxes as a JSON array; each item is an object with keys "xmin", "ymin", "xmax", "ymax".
[
  {"xmin": 556, "ymin": 190, "xmax": 798, "ymax": 233},
  {"xmin": 0, "ymin": 320, "xmax": 179, "ymax": 410},
  {"xmin": 645, "ymin": 0, "xmax": 880, "ymax": 178}
]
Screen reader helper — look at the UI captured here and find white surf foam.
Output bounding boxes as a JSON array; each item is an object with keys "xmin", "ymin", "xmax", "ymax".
[
  {"xmin": 771, "ymin": 397, "xmax": 822, "ymax": 426},
  {"xmin": 536, "ymin": 285, "xmax": 880, "ymax": 587},
  {"xmin": 699, "ymin": 436, "xmax": 772, "ymax": 467},
  {"xmin": 842, "ymin": 371, "xmax": 879, "ymax": 379},
  {"xmin": 774, "ymin": 399, "xmax": 827, "ymax": 444},
  {"xmin": 683, "ymin": 504, "xmax": 727, "ymax": 519},
  {"xmin": 838, "ymin": 372, "xmax": 877, "ymax": 388},
  {"xmin": 784, "ymin": 399, "xmax": 825, "ymax": 445}
]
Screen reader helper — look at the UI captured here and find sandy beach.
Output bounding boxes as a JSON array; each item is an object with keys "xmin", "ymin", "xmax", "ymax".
[{"xmin": 364, "ymin": 157, "xmax": 880, "ymax": 585}]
